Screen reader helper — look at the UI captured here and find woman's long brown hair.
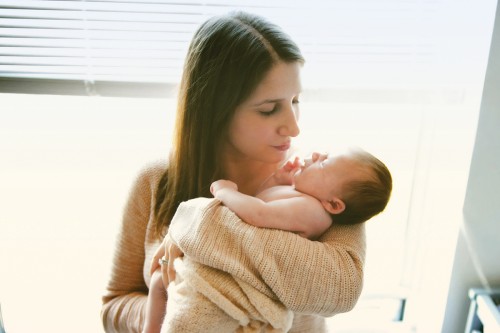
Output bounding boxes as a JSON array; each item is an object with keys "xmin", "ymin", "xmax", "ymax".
[{"xmin": 153, "ymin": 11, "xmax": 304, "ymax": 238}]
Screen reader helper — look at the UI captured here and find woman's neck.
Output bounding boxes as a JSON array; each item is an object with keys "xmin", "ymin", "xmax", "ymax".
[{"xmin": 223, "ymin": 159, "xmax": 280, "ymax": 196}]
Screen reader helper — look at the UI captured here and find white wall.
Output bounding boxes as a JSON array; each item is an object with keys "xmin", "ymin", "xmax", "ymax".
[
  {"xmin": 0, "ymin": 95, "xmax": 175, "ymax": 333},
  {"xmin": 399, "ymin": 1, "xmax": 499, "ymax": 331},
  {"xmin": 442, "ymin": 1, "xmax": 500, "ymax": 332}
]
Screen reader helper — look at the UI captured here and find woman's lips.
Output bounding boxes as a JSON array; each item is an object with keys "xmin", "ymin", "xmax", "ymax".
[{"xmin": 273, "ymin": 142, "xmax": 290, "ymax": 151}]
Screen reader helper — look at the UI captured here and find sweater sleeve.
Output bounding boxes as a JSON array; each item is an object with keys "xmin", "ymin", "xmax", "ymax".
[
  {"xmin": 101, "ymin": 165, "xmax": 158, "ymax": 333},
  {"xmin": 169, "ymin": 198, "xmax": 366, "ymax": 317}
]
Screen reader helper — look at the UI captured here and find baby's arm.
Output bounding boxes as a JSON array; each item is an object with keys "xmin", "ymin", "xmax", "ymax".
[{"xmin": 210, "ymin": 180, "xmax": 331, "ymax": 239}]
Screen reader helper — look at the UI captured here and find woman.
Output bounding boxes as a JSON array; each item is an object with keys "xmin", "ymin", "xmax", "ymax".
[{"xmin": 101, "ymin": 11, "xmax": 366, "ymax": 333}]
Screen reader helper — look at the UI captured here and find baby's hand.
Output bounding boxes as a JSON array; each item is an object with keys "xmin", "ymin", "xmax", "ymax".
[
  {"xmin": 274, "ymin": 156, "xmax": 301, "ymax": 185},
  {"xmin": 283, "ymin": 156, "xmax": 301, "ymax": 172},
  {"xmin": 210, "ymin": 179, "xmax": 238, "ymax": 196},
  {"xmin": 304, "ymin": 152, "xmax": 328, "ymax": 166}
]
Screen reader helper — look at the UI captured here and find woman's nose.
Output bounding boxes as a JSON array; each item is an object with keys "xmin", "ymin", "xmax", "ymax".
[{"xmin": 278, "ymin": 104, "xmax": 300, "ymax": 137}]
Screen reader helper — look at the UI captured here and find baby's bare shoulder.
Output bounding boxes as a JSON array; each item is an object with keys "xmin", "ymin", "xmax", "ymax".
[
  {"xmin": 256, "ymin": 186, "xmax": 321, "ymax": 208},
  {"xmin": 256, "ymin": 185, "xmax": 303, "ymax": 202}
]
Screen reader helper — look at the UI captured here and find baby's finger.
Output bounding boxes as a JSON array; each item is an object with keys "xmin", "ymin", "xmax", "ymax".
[{"xmin": 284, "ymin": 160, "xmax": 295, "ymax": 171}]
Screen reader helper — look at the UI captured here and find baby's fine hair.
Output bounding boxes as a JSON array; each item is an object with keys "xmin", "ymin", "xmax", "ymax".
[{"xmin": 334, "ymin": 149, "xmax": 392, "ymax": 225}]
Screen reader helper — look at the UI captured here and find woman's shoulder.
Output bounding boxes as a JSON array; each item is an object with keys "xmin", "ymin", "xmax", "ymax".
[
  {"xmin": 131, "ymin": 159, "xmax": 168, "ymax": 193},
  {"xmin": 139, "ymin": 159, "xmax": 168, "ymax": 178}
]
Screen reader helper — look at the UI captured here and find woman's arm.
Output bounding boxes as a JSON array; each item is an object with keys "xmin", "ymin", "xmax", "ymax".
[
  {"xmin": 168, "ymin": 198, "xmax": 366, "ymax": 316},
  {"xmin": 101, "ymin": 166, "xmax": 158, "ymax": 333},
  {"xmin": 143, "ymin": 268, "xmax": 167, "ymax": 333}
]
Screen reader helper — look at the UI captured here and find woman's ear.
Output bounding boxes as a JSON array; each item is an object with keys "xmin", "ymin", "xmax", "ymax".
[{"xmin": 321, "ymin": 197, "xmax": 345, "ymax": 215}]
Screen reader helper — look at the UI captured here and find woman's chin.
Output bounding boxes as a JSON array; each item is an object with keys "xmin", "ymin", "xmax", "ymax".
[{"xmin": 272, "ymin": 150, "xmax": 290, "ymax": 163}]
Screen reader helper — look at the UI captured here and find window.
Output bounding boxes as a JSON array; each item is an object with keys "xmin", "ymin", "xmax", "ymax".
[{"xmin": 0, "ymin": 0, "xmax": 471, "ymax": 96}]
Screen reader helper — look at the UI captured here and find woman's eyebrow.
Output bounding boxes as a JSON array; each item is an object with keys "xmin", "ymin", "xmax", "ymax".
[{"xmin": 251, "ymin": 98, "xmax": 282, "ymax": 107}]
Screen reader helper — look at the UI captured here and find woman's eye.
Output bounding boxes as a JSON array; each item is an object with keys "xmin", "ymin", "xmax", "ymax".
[
  {"xmin": 259, "ymin": 106, "xmax": 278, "ymax": 116},
  {"xmin": 292, "ymin": 99, "xmax": 300, "ymax": 104}
]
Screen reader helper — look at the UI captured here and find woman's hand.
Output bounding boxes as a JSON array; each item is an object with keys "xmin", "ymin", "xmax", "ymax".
[{"xmin": 150, "ymin": 235, "xmax": 184, "ymax": 287}]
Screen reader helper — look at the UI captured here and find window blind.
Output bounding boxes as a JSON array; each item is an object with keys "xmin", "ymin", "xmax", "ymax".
[{"xmin": 0, "ymin": 0, "xmax": 440, "ymax": 97}]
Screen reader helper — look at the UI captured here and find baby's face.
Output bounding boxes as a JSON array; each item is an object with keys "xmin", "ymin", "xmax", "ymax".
[{"xmin": 293, "ymin": 152, "xmax": 358, "ymax": 201}]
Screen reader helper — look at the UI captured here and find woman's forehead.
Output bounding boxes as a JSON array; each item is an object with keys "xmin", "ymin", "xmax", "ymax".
[{"xmin": 244, "ymin": 62, "xmax": 302, "ymax": 104}]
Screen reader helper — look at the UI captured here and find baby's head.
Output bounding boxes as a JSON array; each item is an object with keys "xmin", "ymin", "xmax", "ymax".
[{"xmin": 293, "ymin": 148, "xmax": 392, "ymax": 225}]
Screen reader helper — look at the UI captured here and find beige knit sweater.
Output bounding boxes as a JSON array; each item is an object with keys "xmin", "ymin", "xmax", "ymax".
[
  {"xmin": 101, "ymin": 162, "xmax": 366, "ymax": 333},
  {"xmin": 163, "ymin": 198, "xmax": 294, "ymax": 332}
]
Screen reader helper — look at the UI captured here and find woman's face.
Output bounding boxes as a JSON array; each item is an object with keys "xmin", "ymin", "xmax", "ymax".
[{"xmin": 226, "ymin": 61, "xmax": 302, "ymax": 164}]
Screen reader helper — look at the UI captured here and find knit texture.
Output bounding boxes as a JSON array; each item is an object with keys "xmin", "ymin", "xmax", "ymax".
[
  {"xmin": 101, "ymin": 162, "xmax": 367, "ymax": 333},
  {"xmin": 162, "ymin": 257, "xmax": 292, "ymax": 333},
  {"xmin": 169, "ymin": 197, "xmax": 367, "ymax": 316}
]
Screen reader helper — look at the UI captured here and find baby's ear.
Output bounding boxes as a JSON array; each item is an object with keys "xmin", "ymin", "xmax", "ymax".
[{"xmin": 321, "ymin": 197, "xmax": 345, "ymax": 215}]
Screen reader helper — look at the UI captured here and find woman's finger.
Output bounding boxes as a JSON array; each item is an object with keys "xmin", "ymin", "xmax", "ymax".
[
  {"xmin": 150, "ymin": 236, "xmax": 167, "ymax": 275},
  {"xmin": 160, "ymin": 255, "xmax": 170, "ymax": 288},
  {"xmin": 167, "ymin": 241, "xmax": 184, "ymax": 283},
  {"xmin": 160, "ymin": 237, "xmax": 172, "ymax": 286},
  {"xmin": 167, "ymin": 258, "xmax": 176, "ymax": 284}
]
